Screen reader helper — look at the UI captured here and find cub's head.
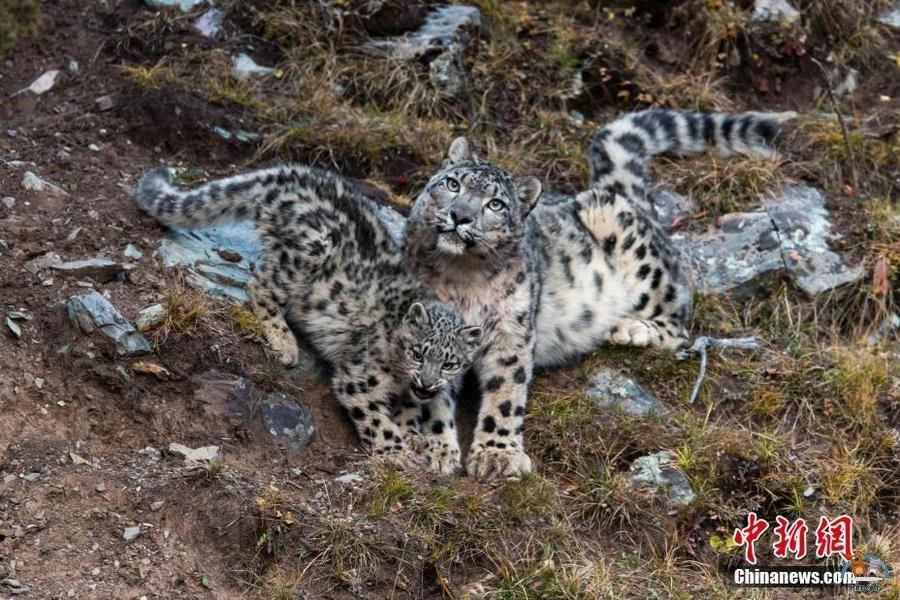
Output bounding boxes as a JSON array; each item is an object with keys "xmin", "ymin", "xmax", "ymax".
[
  {"xmin": 408, "ymin": 137, "xmax": 542, "ymax": 260},
  {"xmin": 396, "ymin": 301, "xmax": 484, "ymax": 402}
]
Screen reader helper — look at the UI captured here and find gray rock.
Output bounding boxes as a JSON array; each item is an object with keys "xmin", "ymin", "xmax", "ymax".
[
  {"xmin": 21, "ymin": 171, "xmax": 67, "ymax": 196},
  {"xmin": 629, "ymin": 450, "xmax": 694, "ymax": 507},
  {"xmin": 23, "ymin": 252, "xmax": 61, "ymax": 274},
  {"xmin": 674, "ymin": 186, "xmax": 862, "ymax": 299},
  {"xmin": 50, "ymin": 258, "xmax": 124, "ymax": 283},
  {"xmin": 364, "ymin": 5, "xmax": 480, "ymax": 60},
  {"xmin": 232, "ymin": 53, "xmax": 274, "ymax": 80},
  {"xmin": 673, "ymin": 211, "xmax": 782, "ymax": 299},
  {"xmin": 260, "ymin": 392, "xmax": 316, "ymax": 452},
  {"xmin": 751, "ymin": 0, "xmax": 799, "ymax": 22},
  {"xmin": 168, "ymin": 442, "xmax": 219, "ymax": 463},
  {"xmin": 879, "ymin": 3, "xmax": 900, "ymax": 27},
  {"xmin": 587, "ymin": 368, "xmax": 663, "ymax": 416},
  {"xmin": 763, "ymin": 186, "xmax": 864, "ymax": 296},
  {"xmin": 1, "ymin": 197, "xmax": 14, "ymax": 209},
  {"xmin": 123, "ymin": 244, "xmax": 143, "ymax": 260},
  {"xmin": 155, "ymin": 222, "xmax": 263, "ymax": 302},
  {"xmin": 122, "ymin": 526, "xmax": 141, "ymax": 542},
  {"xmin": 867, "ymin": 313, "xmax": 900, "ymax": 346},
  {"xmin": 66, "ymin": 290, "xmax": 152, "ymax": 357},
  {"xmin": 135, "ymin": 304, "xmax": 165, "ymax": 332},
  {"xmin": 95, "ymin": 95, "xmax": 114, "ymax": 112},
  {"xmin": 193, "ymin": 8, "xmax": 223, "ymax": 37},
  {"xmin": 5, "ymin": 317, "xmax": 21, "ymax": 339},
  {"xmin": 144, "ymin": 0, "xmax": 205, "ymax": 11},
  {"xmin": 429, "ymin": 45, "xmax": 467, "ymax": 97}
]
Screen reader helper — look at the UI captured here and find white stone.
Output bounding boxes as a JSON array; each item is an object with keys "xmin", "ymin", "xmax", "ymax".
[
  {"xmin": 18, "ymin": 69, "xmax": 60, "ymax": 95},
  {"xmin": 752, "ymin": 0, "xmax": 800, "ymax": 23},
  {"xmin": 232, "ymin": 54, "xmax": 274, "ymax": 80}
]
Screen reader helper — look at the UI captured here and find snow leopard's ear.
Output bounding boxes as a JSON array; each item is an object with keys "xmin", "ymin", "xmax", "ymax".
[
  {"xmin": 456, "ymin": 325, "xmax": 484, "ymax": 354},
  {"xmin": 515, "ymin": 176, "xmax": 542, "ymax": 214},
  {"xmin": 443, "ymin": 137, "xmax": 471, "ymax": 167},
  {"xmin": 404, "ymin": 302, "xmax": 431, "ymax": 328}
]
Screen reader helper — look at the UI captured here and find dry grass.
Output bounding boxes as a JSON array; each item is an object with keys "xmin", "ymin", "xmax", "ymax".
[{"xmin": 149, "ymin": 284, "xmax": 222, "ymax": 345}]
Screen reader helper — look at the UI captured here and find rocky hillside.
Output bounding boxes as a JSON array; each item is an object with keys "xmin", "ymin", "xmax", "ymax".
[{"xmin": 0, "ymin": 0, "xmax": 897, "ymax": 597}]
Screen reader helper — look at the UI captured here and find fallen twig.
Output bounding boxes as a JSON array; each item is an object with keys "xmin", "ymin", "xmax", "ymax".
[
  {"xmin": 811, "ymin": 58, "xmax": 859, "ymax": 193},
  {"xmin": 677, "ymin": 336, "xmax": 761, "ymax": 404}
]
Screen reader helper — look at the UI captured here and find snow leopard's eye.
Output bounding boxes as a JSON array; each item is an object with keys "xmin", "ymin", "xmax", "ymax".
[
  {"xmin": 445, "ymin": 177, "xmax": 460, "ymax": 193},
  {"xmin": 441, "ymin": 360, "xmax": 459, "ymax": 371},
  {"xmin": 410, "ymin": 348, "xmax": 423, "ymax": 363},
  {"xmin": 487, "ymin": 199, "xmax": 506, "ymax": 212}
]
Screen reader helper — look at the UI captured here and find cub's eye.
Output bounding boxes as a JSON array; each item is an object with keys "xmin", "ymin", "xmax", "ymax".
[
  {"xmin": 487, "ymin": 199, "xmax": 505, "ymax": 211},
  {"xmin": 445, "ymin": 178, "xmax": 460, "ymax": 193},
  {"xmin": 442, "ymin": 360, "xmax": 459, "ymax": 371},
  {"xmin": 410, "ymin": 349, "xmax": 423, "ymax": 363}
]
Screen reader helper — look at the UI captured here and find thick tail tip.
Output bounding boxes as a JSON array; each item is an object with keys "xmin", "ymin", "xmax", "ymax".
[{"xmin": 133, "ymin": 166, "xmax": 175, "ymax": 213}]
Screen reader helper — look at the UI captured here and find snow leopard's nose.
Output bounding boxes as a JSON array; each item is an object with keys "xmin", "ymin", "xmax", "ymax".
[{"xmin": 450, "ymin": 209, "xmax": 473, "ymax": 226}]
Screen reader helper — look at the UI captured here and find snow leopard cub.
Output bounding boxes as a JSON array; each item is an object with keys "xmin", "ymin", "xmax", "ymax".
[{"xmin": 133, "ymin": 165, "xmax": 485, "ymax": 474}]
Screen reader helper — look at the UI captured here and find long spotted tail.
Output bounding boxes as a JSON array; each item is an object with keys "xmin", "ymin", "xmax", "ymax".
[
  {"xmin": 586, "ymin": 109, "xmax": 796, "ymax": 197},
  {"xmin": 133, "ymin": 166, "xmax": 292, "ymax": 227}
]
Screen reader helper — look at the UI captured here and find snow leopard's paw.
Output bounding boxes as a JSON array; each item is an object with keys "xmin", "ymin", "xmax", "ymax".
[
  {"xmin": 374, "ymin": 444, "xmax": 428, "ymax": 472},
  {"xmin": 466, "ymin": 443, "xmax": 532, "ymax": 481},
  {"xmin": 409, "ymin": 434, "xmax": 462, "ymax": 476},
  {"xmin": 267, "ymin": 329, "xmax": 300, "ymax": 367}
]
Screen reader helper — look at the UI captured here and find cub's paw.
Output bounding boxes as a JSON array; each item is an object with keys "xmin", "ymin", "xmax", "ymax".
[
  {"xmin": 373, "ymin": 444, "xmax": 428, "ymax": 472},
  {"xmin": 267, "ymin": 329, "xmax": 300, "ymax": 366},
  {"xmin": 466, "ymin": 443, "xmax": 532, "ymax": 481},
  {"xmin": 409, "ymin": 434, "xmax": 462, "ymax": 476},
  {"xmin": 607, "ymin": 319, "xmax": 659, "ymax": 347}
]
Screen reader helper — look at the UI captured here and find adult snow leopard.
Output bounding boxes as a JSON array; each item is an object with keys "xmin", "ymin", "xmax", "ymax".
[
  {"xmin": 133, "ymin": 166, "xmax": 485, "ymax": 474},
  {"xmin": 406, "ymin": 109, "xmax": 794, "ymax": 479}
]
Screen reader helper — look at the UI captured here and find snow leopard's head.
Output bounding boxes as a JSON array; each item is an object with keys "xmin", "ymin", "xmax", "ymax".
[
  {"xmin": 395, "ymin": 301, "xmax": 484, "ymax": 402},
  {"xmin": 408, "ymin": 137, "xmax": 541, "ymax": 260}
]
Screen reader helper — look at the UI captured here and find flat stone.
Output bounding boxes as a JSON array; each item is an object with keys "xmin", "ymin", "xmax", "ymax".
[
  {"xmin": 17, "ymin": 69, "xmax": 60, "ymax": 96},
  {"xmin": 1, "ymin": 197, "xmax": 14, "ymax": 209},
  {"xmin": 586, "ymin": 368, "xmax": 663, "ymax": 416},
  {"xmin": 50, "ymin": 258, "xmax": 124, "ymax": 283},
  {"xmin": 193, "ymin": 8, "xmax": 223, "ymax": 37},
  {"xmin": 66, "ymin": 290, "xmax": 152, "ymax": 357},
  {"xmin": 168, "ymin": 442, "xmax": 219, "ymax": 463},
  {"xmin": 673, "ymin": 212, "xmax": 782, "ymax": 300},
  {"xmin": 751, "ymin": 0, "xmax": 800, "ymax": 22},
  {"xmin": 144, "ymin": 0, "xmax": 205, "ymax": 11},
  {"xmin": 24, "ymin": 252, "xmax": 61, "ymax": 274},
  {"xmin": 232, "ymin": 53, "xmax": 274, "ymax": 80},
  {"xmin": 629, "ymin": 451, "xmax": 694, "ymax": 507},
  {"xmin": 762, "ymin": 186, "xmax": 864, "ymax": 296},
  {"xmin": 260, "ymin": 392, "xmax": 316, "ymax": 452},
  {"xmin": 335, "ymin": 473, "xmax": 364, "ymax": 485},
  {"xmin": 674, "ymin": 186, "xmax": 861, "ymax": 299},
  {"xmin": 364, "ymin": 5, "xmax": 480, "ymax": 60},
  {"xmin": 135, "ymin": 304, "xmax": 165, "ymax": 332}
]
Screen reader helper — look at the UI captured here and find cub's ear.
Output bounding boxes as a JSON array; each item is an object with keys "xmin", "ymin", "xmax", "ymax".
[
  {"xmin": 456, "ymin": 325, "xmax": 485, "ymax": 353},
  {"xmin": 515, "ymin": 176, "xmax": 542, "ymax": 214},
  {"xmin": 404, "ymin": 302, "xmax": 431, "ymax": 328},
  {"xmin": 443, "ymin": 136, "xmax": 471, "ymax": 167}
]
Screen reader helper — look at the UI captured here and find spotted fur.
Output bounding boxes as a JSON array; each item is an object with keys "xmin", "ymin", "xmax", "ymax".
[
  {"xmin": 405, "ymin": 111, "xmax": 794, "ymax": 478},
  {"xmin": 133, "ymin": 165, "xmax": 485, "ymax": 474}
]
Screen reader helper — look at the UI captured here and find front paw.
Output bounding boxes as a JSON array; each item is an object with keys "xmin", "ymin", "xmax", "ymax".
[
  {"xmin": 409, "ymin": 434, "xmax": 462, "ymax": 476},
  {"xmin": 268, "ymin": 330, "xmax": 300, "ymax": 366},
  {"xmin": 372, "ymin": 444, "xmax": 427, "ymax": 472},
  {"xmin": 466, "ymin": 442, "xmax": 532, "ymax": 480}
]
